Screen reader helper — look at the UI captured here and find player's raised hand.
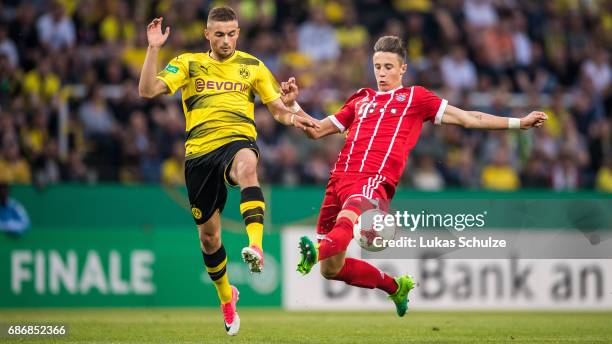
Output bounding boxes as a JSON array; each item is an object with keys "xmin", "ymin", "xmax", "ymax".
[
  {"xmin": 281, "ymin": 77, "xmax": 299, "ymax": 106},
  {"xmin": 146, "ymin": 17, "xmax": 170, "ymax": 48},
  {"xmin": 520, "ymin": 111, "xmax": 548, "ymax": 129}
]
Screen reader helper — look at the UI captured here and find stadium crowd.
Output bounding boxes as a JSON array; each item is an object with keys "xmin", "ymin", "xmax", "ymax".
[{"xmin": 0, "ymin": 0, "xmax": 610, "ymax": 191}]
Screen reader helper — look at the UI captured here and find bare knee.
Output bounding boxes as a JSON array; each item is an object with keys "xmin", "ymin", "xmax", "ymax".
[
  {"xmin": 198, "ymin": 228, "xmax": 220, "ymax": 253},
  {"xmin": 235, "ymin": 159, "xmax": 257, "ymax": 184},
  {"xmin": 231, "ymin": 150, "xmax": 259, "ymax": 186},
  {"xmin": 197, "ymin": 211, "xmax": 221, "ymax": 253},
  {"xmin": 320, "ymin": 259, "xmax": 343, "ymax": 279}
]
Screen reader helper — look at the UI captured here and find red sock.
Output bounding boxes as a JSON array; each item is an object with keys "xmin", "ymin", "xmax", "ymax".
[{"xmin": 332, "ymin": 258, "xmax": 398, "ymax": 295}]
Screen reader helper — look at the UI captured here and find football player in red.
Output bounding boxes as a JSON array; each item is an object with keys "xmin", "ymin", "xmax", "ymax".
[{"xmin": 282, "ymin": 36, "xmax": 547, "ymax": 316}]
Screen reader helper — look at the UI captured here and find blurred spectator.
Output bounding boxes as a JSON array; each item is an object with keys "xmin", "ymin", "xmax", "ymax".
[
  {"xmin": 480, "ymin": 147, "xmax": 520, "ymax": 191},
  {"xmin": 404, "ymin": 13, "xmax": 428, "ymax": 69},
  {"xmin": 140, "ymin": 142, "xmax": 162, "ymax": 183},
  {"xmin": 36, "ymin": 1, "xmax": 76, "ymax": 52},
  {"xmin": 0, "ymin": 53, "xmax": 21, "ymax": 107},
  {"xmin": 266, "ymin": 142, "xmax": 306, "ymax": 185},
  {"xmin": 63, "ymin": 151, "xmax": 90, "ymax": 183},
  {"xmin": 9, "ymin": 3, "xmax": 39, "ymax": 67},
  {"xmin": 32, "ymin": 138, "xmax": 63, "ymax": 187},
  {"xmin": 255, "ymin": 106, "xmax": 281, "ymax": 167},
  {"xmin": 297, "ymin": 6, "xmax": 339, "ymax": 62},
  {"xmin": 79, "ymin": 87, "xmax": 116, "ymax": 136},
  {"xmin": 570, "ymin": 88, "xmax": 604, "ymax": 137},
  {"xmin": 480, "ymin": 14, "xmax": 514, "ymax": 77},
  {"xmin": 515, "ymin": 43, "xmax": 555, "ymax": 94},
  {"xmin": 122, "ymin": 110, "xmax": 150, "ymax": 158},
  {"xmin": 22, "ymin": 109, "xmax": 48, "ymax": 156},
  {"xmin": 440, "ymin": 46, "xmax": 477, "ymax": 91},
  {"xmin": 0, "ymin": 180, "xmax": 30, "ymax": 235},
  {"xmin": 251, "ymin": 31, "xmax": 281, "ymax": 74},
  {"xmin": 22, "ymin": 57, "xmax": 61, "ymax": 106},
  {"xmin": 99, "ymin": 1, "xmax": 135, "ymax": 44},
  {"xmin": 543, "ymin": 17, "xmax": 566, "ymax": 67},
  {"xmin": 411, "ymin": 155, "xmax": 445, "ymax": 191},
  {"xmin": 0, "ymin": 22, "xmax": 18, "ymax": 67},
  {"xmin": 510, "ymin": 11, "xmax": 531, "ymax": 68},
  {"xmin": 334, "ymin": 6, "xmax": 368, "ymax": 50},
  {"xmin": 0, "ymin": 141, "xmax": 31, "ymax": 184},
  {"xmin": 581, "ymin": 48, "xmax": 611, "ymax": 96},
  {"xmin": 595, "ymin": 156, "xmax": 612, "ymax": 192},
  {"xmin": 161, "ymin": 140, "xmax": 185, "ymax": 186},
  {"xmin": 302, "ymin": 148, "xmax": 331, "ymax": 184},
  {"xmin": 520, "ymin": 152, "xmax": 550, "ymax": 188},
  {"xmin": 566, "ymin": 13, "xmax": 590, "ymax": 66},
  {"xmin": 463, "ymin": 0, "xmax": 498, "ymax": 30},
  {"xmin": 551, "ymin": 148, "xmax": 580, "ymax": 191}
]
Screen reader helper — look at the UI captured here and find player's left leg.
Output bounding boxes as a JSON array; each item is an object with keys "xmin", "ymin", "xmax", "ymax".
[{"xmin": 227, "ymin": 146, "xmax": 266, "ymax": 272}]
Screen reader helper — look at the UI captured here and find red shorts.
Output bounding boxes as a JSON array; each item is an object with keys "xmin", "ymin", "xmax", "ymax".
[{"xmin": 316, "ymin": 173, "xmax": 395, "ymax": 239}]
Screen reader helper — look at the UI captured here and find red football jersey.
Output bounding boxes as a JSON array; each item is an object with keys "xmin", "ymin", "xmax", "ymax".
[{"xmin": 328, "ymin": 86, "xmax": 448, "ymax": 185}]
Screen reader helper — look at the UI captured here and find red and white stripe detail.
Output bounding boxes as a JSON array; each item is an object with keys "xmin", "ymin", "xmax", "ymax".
[
  {"xmin": 378, "ymin": 86, "xmax": 415, "ymax": 174},
  {"xmin": 363, "ymin": 175, "xmax": 385, "ymax": 199},
  {"xmin": 340, "ymin": 175, "xmax": 386, "ymax": 209},
  {"xmin": 343, "ymin": 96, "xmax": 377, "ymax": 172},
  {"xmin": 331, "ymin": 97, "xmax": 370, "ymax": 174},
  {"xmin": 358, "ymin": 90, "xmax": 397, "ymax": 172}
]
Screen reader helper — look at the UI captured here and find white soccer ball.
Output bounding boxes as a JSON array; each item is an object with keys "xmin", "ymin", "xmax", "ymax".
[{"xmin": 353, "ymin": 209, "xmax": 396, "ymax": 252}]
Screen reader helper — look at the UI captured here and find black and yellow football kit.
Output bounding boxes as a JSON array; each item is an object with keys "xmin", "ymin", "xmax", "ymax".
[
  {"xmin": 157, "ymin": 50, "xmax": 276, "ymax": 301},
  {"xmin": 157, "ymin": 50, "xmax": 280, "ymax": 228}
]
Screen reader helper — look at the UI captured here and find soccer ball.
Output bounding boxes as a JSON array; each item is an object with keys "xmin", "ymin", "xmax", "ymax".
[{"xmin": 353, "ymin": 209, "xmax": 396, "ymax": 252}]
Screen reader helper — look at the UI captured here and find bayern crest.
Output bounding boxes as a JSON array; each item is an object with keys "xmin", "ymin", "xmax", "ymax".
[{"xmin": 396, "ymin": 93, "xmax": 406, "ymax": 101}]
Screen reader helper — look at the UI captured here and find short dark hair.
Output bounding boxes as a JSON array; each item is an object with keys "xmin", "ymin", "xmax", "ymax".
[
  {"xmin": 208, "ymin": 6, "xmax": 237, "ymax": 23},
  {"xmin": 373, "ymin": 36, "xmax": 406, "ymax": 62}
]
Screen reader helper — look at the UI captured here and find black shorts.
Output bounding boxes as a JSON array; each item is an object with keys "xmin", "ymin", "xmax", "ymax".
[{"xmin": 185, "ymin": 139, "xmax": 259, "ymax": 225}]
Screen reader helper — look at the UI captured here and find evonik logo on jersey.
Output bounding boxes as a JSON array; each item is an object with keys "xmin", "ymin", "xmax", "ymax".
[{"xmin": 194, "ymin": 78, "xmax": 249, "ymax": 93}]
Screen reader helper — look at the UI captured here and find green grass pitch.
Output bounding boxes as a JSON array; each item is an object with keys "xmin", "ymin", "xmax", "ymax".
[{"xmin": 1, "ymin": 309, "xmax": 611, "ymax": 343}]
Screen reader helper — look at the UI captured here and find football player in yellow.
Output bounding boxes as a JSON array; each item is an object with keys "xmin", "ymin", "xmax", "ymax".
[{"xmin": 138, "ymin": 6, "xmax": 317, "ymax": 336}]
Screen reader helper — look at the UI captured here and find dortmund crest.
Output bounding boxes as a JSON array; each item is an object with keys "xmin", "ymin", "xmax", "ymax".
[
  {"xmin": 191, "ymin": 207, "xmax": 203, "ymax": 220},
  {"xmin": 239, "ymin": 64, "xmax": 250, "ymax": 79}
]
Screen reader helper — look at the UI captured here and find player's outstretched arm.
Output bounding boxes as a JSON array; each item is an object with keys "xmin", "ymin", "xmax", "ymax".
[
  {"xmin": 299, "ymin": 117, "xmax": 341, "ymax": 140},
  {"xmin": 441, "ymin": 104, "xmax": 548, "ymax": 130},
  {"xmin": 138, "ymin": 17, "xmax": 170, "ymax": 98},
  {"xmin": 265, "ymin": 98, "xmax": 320, "ymax": 130}
]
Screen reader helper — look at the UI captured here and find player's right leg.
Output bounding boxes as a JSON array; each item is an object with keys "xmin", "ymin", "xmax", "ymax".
[
  {"xmin": 198, "ymin": 211, "xmax": 240, "ymax": 335},
  {"xmin": 297, "ymin": 179, "xmax": 340, "ymax": 275}
]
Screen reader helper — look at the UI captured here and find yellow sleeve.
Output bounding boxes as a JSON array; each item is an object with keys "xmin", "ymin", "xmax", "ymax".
[
  {"xmin": 156, "ymin": 55, "xmax": 189, "ymax": 96},
  {"xmin": 253, "ymin": 63, "xmax": 281, "ymax": 104}
]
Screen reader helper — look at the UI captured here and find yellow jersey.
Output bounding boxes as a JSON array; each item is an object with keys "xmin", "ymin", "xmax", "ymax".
[{"xmin": 157, "ymin": 50, "xmax": 281, "ymax": 159}]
